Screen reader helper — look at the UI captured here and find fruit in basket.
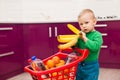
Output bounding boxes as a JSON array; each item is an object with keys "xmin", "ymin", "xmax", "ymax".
[
  {"xmin": 45, "ymin": 65, "xmax": 49, "ymax": 70},
  {"xmin": 58, "ymin": 75, "xmax": 63, "ymax": 79},
  {"xmin": 64, "ymin": 69, "xmax": 69, "ymax": 74},
  {"xmin": 46, "ymin": 60, "xmax": 55, "ymax": 68},
  {"xmin": 55, "ymin": 62, "xmax": 63, "ymax": 67},
  {"xmin": 55, "ymin": 60, "xmax": 65, "ymax": 67},
  {"xmin": 60, "ymin": 60, "xmax": 65, "ymax": 65},
  {"xmin": 45, "ymin": 56, "xmax": 66, "ymax": 70},
  {"xmin": 52, "ymin": 56, "xmax": 60, "ymax": 64},
  {"xmin": 43, "ymin": 78, "xmax": 50, "ymax": 80},
  {"xmin": 52, "ymin": 72, "xmax": 57, "ymax": 77}
]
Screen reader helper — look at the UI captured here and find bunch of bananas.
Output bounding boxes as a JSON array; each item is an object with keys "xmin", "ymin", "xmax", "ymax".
[{"xmin": 57, "ymin": 24, "xmax": 81, "ymax": 50}]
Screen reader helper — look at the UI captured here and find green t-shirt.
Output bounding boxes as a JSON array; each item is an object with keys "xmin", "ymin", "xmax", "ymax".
[{"xmin": 76, "ymin": 30, "xmax": 103, "ymax": 62}]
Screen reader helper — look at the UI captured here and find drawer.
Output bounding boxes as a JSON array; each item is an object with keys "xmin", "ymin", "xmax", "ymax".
[
  {"xmin": 0, "ymin": 47, "xmax": 24, "ymax": 76},
  {"xmin": 0, "ymin": 26, "xmax": 20, "ymax": 49}
]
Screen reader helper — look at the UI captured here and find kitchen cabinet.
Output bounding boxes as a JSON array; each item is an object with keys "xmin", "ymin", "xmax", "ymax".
[
  {"xmin": 0, "ymin": 24, "xmax": 24, "ymax": 80},
  {"xmin": 98, "ymin": 20, "xmax": 120, "ymax": 68},
  {"xmin": 23, "ymin": 22, "xmax": 80, "ymax": 65},
  {"xmin": 23, "ymin": 24, "xmax": 53, "ymax": 62}
]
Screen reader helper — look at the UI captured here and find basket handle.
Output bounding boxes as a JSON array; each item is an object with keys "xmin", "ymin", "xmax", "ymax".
[
  {"xmin": 74, "ymin": 48, "xmax": 89, "ymax": 59},
  {"xmin": 59, "ymin": 48, "xmax": 89, "ymax": 57},
  {"xmin": 59, "ymin": 48, "xmax": 89, "ymax": 62}
]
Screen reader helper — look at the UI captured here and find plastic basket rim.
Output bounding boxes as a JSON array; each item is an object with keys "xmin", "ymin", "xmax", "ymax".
[{"xmin": 24, "ymin": 51, "xmax": 87, "ymax": 75}]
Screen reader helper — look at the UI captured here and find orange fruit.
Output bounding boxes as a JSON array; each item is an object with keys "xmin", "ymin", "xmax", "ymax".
[
  {"xmin": 58, "ymin": 71, "xmax": 62, "ymax": 75},
  {"xmin": 58, "ymin": 76, "xmax": 62, "ymax": 79},
  {"xmin": 55, "ymin": 63, "xmax": 63, "ymax": 67},
  {"xmin": 52, "ymin": 56, "xmax": 60, "ymax": 64},
  {"xmin": 64, "ymin": 69, "xmax": 69, "ymax": 74},
  {"xmin": 71, "ymin": 67, "xmax": 75, "ymax": 71},
  {"xmin": 45, "ymin": 65, "xmax": 49, "ymax": 70},
  {"xmin": 43, "ymin": 78, "xmax": 50, "ymax": 80},
  {"xmin": 46, "ymin": 60, "xmax": 55, "ymax": 68},
  {"xmin": 60, "ymin": 60, "xmax": 65, "ymax": 65},
  {"xmin": 52, "ymin": 72, "xmax": 57, "ymax": 77},
  {"xmin": 55, "ymin": 60, "xmax": 65, "ymax": 67}
]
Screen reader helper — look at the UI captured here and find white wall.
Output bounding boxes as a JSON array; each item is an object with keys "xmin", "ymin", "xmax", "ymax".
[
  {"xmin": 0, "ymin": 0, "xmax": 23, "ymax": 23},
  {"xmin": 0, "ymin": 0, "xmax": 120, "ymax": 23}
]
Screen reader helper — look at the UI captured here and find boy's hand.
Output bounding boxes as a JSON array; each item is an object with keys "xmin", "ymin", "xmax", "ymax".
[{"xmin": 79, "ymin": 31, "xmax": 88, "ymax": 42}]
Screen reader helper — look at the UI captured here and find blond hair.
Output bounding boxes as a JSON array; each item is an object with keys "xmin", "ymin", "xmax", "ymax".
[{"xmin": 78, "ymin": 9, "xmax": 96, "ymax": 19}]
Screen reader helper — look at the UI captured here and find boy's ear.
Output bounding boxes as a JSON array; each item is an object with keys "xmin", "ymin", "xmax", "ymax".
[{"xmin": 93, "ymin": 18, "xmax": 97, "ymax": 25}]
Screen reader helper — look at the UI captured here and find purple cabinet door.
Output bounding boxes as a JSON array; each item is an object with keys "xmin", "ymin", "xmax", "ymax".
[
  {"xmin": 98, "ymin": 21, "xmax": 120, "ymax": 68},
  {"xmin": 23, "ymin": 23, "xmax": 79, "ymax": 64},
  {"xmin": 23, "ymin": 24, "xmax": 54, "ymax": 64},
  {"xmin": 0, "ymin": 24, "xmax": 24, "ymax": 79},
  {"xmin": 0, "ymin": 47, "xmax": 24, "ymax": 77}
]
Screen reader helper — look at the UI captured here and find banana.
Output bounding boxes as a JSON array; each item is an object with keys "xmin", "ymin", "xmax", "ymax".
[
  {"xmin": 57, "ymin": 24, "xmax": 81, "ymax": 49},
  {"xmin": 57, "ymin": 35, "xmax": 77, "ymax": 43},
  {"xmin": 58, "ymin": 35, "xmax": 79, "ymax": 50},
  {"xmin": 67, "ymin": 24, "xmax": 80, "ymax": 35},
  {"xmin": 57, "ymin": 36, "xmax": 75, "ymax": 43},
  {"xmin": 58, "ymin": 34, "xmax": 77, "ymax": 38}
]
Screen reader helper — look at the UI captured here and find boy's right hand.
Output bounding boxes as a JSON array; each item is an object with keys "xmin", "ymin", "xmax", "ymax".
[{"xmin": 79, "ymin": 31, "xmax": 88, "ymax": 42}]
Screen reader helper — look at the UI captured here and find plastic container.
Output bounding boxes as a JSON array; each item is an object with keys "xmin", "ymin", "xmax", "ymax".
[
  {"xmin": 31, "ymin": 56, "xmax": 47, "ymax": 71},
  {"xmin": 24, "ymin": 48, "xmax": 89, "ymax": 80},
  {"xmin": 65, "ymin": 52, "xmax": 78, "ymax": 64}
]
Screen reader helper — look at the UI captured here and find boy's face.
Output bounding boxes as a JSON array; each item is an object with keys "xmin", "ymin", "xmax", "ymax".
[{"xmin": 78, "ymin": 13, "xmax": 96, "ymax": 33}]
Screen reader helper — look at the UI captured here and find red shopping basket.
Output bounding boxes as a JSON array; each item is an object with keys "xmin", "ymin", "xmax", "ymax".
[{"xmin": 24, "ymin": 48, "xmax": 89, "ymax": 80}]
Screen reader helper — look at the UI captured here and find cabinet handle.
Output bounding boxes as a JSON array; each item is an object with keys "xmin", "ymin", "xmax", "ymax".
[
  {"xmin": 95, "ymin": 24, "xmax": 107, "ymax": 27},
  {"xmin": 49, "ymin": 27, "xmax": 52, "ymax": 37},
  {"xmin": 55, "ymin": 27, "xmax": 58, "ymax": 37},
  {"xmin": 0, "ymin": 27, "xmax": 13, "ymax": 31},
  {"xmin": 0, "ymin": 51, "xmax": 14, "ymax": 57},
  {"xmin": 101, "ymin": 45, "xmax": 108, "ymax": 48},
  {"xmin": 102, "ymin": 33, "xmax": 107, "ymax": 36}
]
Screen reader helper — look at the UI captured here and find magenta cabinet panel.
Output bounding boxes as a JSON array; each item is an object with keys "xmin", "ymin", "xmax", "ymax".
[
  {"xmin": 0, "ymin": 47, "xmax": 24, "ymax": 76},
  {"xmin": 98, "ymin": 21, "xmax": 120, "ymax": 68},
  {"xmin": 0, "ymin": 24, "xmax": 16, "ymax": 49},
  {"xmin": 23, "ymin": 24, "xmax": 54, "ymax": 65},
  {"xmin": 0, "ymin": 24, "xmax": 24, "ymax": 80}
]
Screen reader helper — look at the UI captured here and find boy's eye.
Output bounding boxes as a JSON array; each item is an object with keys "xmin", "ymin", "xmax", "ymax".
[
  {"xmin": 80, "ymin": 23, "xmax": 83, "ymax": 25},
  {"xmin": 85, "ymin": 22, "xmax": 89, "ymax": 24}
]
